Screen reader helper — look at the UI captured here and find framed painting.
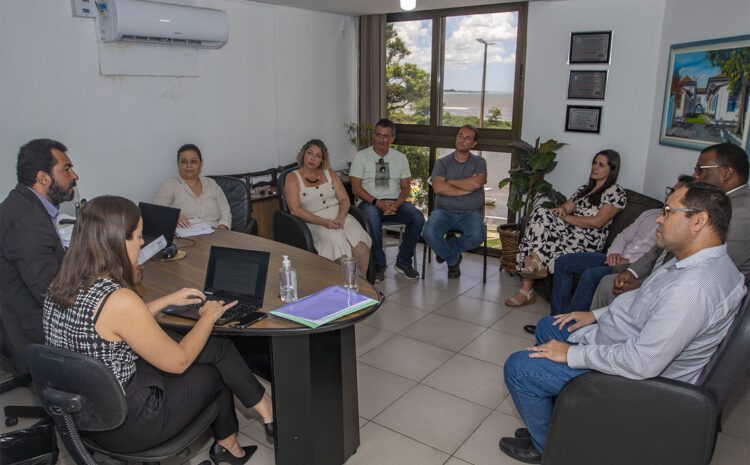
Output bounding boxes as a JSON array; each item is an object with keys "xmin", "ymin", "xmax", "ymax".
[{"xmin": 659, "ymin": 35, "xmax": 750, "ymax": 151}]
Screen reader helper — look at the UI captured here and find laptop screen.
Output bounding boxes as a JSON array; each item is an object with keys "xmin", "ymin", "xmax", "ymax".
[
  {"xmin": 204, "ymin": 246, "xmax": 270, "ymax": 306},
  {"xmin": 139, "ymin": 202, "xmax": 181, "ymax": 247}
]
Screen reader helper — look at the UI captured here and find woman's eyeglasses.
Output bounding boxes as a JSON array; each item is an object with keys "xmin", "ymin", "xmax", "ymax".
[{"xmin": 377, "ymin": 158, "xmax": 386, "ymax": 173}]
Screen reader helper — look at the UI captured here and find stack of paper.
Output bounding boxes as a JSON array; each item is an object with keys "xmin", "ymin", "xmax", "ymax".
[
  {"xmin": 176, "ymin": 222, "xmax": 214, "ymax": 238},
  {"xmin": 271, "ymin": 286, "xmax": 378, "ymax": 329}
]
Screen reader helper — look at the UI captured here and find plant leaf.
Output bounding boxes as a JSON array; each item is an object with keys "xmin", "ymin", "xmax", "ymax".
[
  {"xmin": 539, "ymin": 139, "xmax": 567, "ymax": 153},
  {"xmin": 530, "ymin": 152, "xmax": 556, "ymax": 171}
]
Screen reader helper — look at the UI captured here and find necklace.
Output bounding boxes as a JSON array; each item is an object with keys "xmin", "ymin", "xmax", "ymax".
[{"xmin": 302, "ymin": 169, "xmax": 321, "ymax": 184}]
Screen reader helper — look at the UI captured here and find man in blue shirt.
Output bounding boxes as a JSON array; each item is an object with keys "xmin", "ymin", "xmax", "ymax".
[
  {"xmin": 0, "ymin": 139, "xmax": 79, "ymax": 373},
  {"xmin": 498, "ymin": 182, "xmax": 745, "ymax": 464},
  {"xmin": 423, "ymin": 125, "xmax": 487, "ymax": 278}
]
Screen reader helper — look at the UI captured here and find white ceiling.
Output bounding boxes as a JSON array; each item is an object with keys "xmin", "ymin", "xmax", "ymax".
[{"xmin": 250, "ymin": 0, "xmax": 529, "ymax": 16}]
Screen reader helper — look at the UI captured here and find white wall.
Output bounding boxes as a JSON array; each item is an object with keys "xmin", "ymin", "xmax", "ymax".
[
  {"xmin": 274, "ymin": 7, "xmax": 358, "ymax": 165},
  {"xmin": 642, "ymin": 0, "xmax": 750, "ymax": 198},
  {"xmin": 522, "ymin": 0, "xmax": 666, "ymax": 197},
  {"xmin": 0, "ymin": 0, "xmax": 357, "ymax": 205}
]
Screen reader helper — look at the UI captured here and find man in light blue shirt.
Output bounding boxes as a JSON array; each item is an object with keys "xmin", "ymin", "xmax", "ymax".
[{"xmin": 498, "ymin": 182, "xmax": 746, "ymax": 464}]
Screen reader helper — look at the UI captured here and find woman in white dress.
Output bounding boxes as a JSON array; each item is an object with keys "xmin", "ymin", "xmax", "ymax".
[{"xmin": 284, "ymin": 139, "xmax": 371, "ymax": 272}]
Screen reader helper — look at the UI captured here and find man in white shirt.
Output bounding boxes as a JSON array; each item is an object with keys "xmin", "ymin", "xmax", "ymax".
[
  {"xmin": 349, "ymin": 118, "xmax": 425, "ymax": 282},
  {"xmin": 498, "ymin": 182, "xmax": 746, "ymax": 464}
]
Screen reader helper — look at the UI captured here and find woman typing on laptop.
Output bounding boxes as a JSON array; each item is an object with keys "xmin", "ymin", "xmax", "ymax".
[{"xmin": 42, "ymin": 196, "xmax": 273, "ymax": 464}]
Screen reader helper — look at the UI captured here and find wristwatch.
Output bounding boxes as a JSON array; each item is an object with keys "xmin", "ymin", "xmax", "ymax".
[{"xmin": 371, "ymin": 198, "xmax": 378, "ymax": 205}]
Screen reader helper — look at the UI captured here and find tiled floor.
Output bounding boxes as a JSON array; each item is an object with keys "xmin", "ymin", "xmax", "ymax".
[{"xmin": 2, "ymin": 244, "xmax": 749, "ymax": 465}]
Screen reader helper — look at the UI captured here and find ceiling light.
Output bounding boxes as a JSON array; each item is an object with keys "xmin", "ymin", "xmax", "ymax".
[{"xmin": 400, "ymin": 0, "xmax": 416, "ymax": 11}]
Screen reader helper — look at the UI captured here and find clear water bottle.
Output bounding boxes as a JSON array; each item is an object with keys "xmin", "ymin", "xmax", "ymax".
[{"xmin": 279, "ymin": 255, "xmax": 298, "ymax": 303}]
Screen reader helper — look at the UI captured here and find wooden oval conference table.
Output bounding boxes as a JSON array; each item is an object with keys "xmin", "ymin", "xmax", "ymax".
[{"xmin": 137, "ymin": 229, "xmax": 382, "ymax": 465}]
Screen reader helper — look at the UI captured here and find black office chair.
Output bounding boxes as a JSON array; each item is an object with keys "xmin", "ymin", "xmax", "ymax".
[
  {"xmin": 541, "ymin": 279, "xmax": 750, "ymax": 465},
  {"xmin": 208, "ymin": 175, "xmax": 258, "ymax": 236},
  {"xmin": 273, "ymin": 166, "xmax": 376, "ymax": 282},
  {"xmin": 0, "ymin": 356, "xmax": 46, "ymax": 427},
  {"xmin": 421, "ymin": 228, "xmax": 488, "ymax": 283},
  {"xmin": 0, "ymin": 319, "xmax": 47, "ymax": 427},
  {"xmin": 25, "ymin": 344, "xmax": 219, "ymax": 465}
]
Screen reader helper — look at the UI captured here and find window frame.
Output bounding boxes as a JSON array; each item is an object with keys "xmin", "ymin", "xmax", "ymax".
[{"xmin": 386, "ymin": 2, "xmax": 528, "ymax": 153}]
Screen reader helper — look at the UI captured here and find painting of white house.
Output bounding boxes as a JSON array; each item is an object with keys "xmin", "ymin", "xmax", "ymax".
[{"xmin": 659, "ymin": 35, "xmax": 750, "ymax": 152}]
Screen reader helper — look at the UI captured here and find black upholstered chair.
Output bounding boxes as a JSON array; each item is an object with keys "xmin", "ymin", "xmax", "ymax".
[
  {"xmin": 208, "ymin": 175, "xmax": 258, "ymax": 235},
  {"xmin": 533, "ymin": 189, "xmax": 663, "ymax": 300},
  {"xmin": 0, "ymin": 356, "xmax": 46, "ymax": 427},
  {"xmin": 541, "ymin": 279, "xmax": 750, "ymax": 465},
  {"xmin": 273, "ymin": 166, "xmax": 375, "ymax": 282},
  {"xmin": 0, "ymin": 319, "xmax": 47, "ymax": 427},
  {"xmin": 26, "ymin": 344, "xmax": 219, "ymax": 464}
]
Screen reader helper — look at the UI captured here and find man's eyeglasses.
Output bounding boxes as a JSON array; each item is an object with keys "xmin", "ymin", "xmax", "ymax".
[
  {"xmin": 661, "ymin": 205, "xmax": 702, "ymax": 217},
  {"xmin": 377, "ymin": 158, "xmax": 386, "ymax": 173},
  {"xmin": 664, "ymin": 186, "xmax": 674, "ymax": 198},
  {"xmin": 694, "ymin": 164, "xmax": 720, "ymax": 175}
]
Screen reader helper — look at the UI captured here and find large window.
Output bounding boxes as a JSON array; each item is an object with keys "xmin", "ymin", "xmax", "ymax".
[
  {"xmin": 386, "ymin": 3, "xmax": 526, "ymax": 148},
  {"xmin": 383, "ymin": 3, "xmax": 526, "ymax": 251},
  {"xmin": 387, "ymin": 21, "xmax": 432, "ymax": 125}
]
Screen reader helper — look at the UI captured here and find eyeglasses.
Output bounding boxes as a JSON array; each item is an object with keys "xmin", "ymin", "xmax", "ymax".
[
  {"xmin": 373, "ymin": 132, "xmax": 391, "ymax": 140},
  {"xmin": 694, "ymin": 164, "xmax": 720, "ymax": 175},
  {"xmin": 377, "ymin": 158, "xmax": 386, "ymax": 173},
  {"xmin": 661, "ymin": 205, "xmax": 703, "ymax": 217},
  {"xmin": 665, "ymin": 186, "xmax": 674, "ymax": 198}
]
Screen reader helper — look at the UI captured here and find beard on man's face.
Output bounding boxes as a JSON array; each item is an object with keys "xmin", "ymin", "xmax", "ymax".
[{"xmin": 48, "ymin": 179, "xmax": 76, "ymax": 206}]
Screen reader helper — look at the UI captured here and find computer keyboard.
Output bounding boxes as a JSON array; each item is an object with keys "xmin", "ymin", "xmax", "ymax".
[{"xmin": 186, "ymin": 299, "xmax": 259, "ymax": 325}]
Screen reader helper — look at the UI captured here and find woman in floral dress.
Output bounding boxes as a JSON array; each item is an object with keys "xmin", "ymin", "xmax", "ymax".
[{"xmin": 505, "ymin": 149, "xmax": 626, "ymax": 307}]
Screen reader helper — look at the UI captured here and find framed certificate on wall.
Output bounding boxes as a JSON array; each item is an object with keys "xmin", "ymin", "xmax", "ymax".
[
  {"xmin": 565, "ymin": 105, "xmax": 602, "ymax": 134},
  {"xmin": 569, "ymin": 31, "xmax": 612, "ymax": 64},
  {"xmin": 567, "ymin": 70, "xmax": 607, "ymax": 100}
]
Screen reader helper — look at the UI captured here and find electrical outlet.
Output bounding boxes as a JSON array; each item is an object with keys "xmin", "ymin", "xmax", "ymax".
[{"xmin": 71, "ymin": 0, "xmax": 98, "ymax": 18}]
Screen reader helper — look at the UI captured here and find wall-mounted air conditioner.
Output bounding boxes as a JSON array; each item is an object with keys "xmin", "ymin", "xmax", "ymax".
[{"xmin": 98, "ymin": 0, "xmax": 229, "ymax": 49}]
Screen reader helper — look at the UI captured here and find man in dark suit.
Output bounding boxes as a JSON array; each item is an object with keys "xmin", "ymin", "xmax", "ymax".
[{"xmin": 0, "ymin": 139, "xmax": 79, "ymax": 373}]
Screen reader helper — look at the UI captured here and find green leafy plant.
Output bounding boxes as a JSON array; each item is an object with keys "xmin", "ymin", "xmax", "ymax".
[
  {"xmin": 346, "ymin": 121, "xmax": 374, "ymax": 151},
  {"xmin": 498, "ymin": 137, "xmax": 567, "ymax": 237}
]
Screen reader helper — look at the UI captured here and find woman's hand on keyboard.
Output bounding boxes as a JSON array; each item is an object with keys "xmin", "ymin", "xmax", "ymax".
[
  {"xmin": 199, "ymin": 299, "xmax": 238, "ymax": 324},
  {"xmin": 168, "ymin": 288, "xmax": 206, "ymax": 307}
]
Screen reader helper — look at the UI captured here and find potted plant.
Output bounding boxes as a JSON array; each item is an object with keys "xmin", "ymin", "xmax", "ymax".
[
  {"xmin": 497, "ymin": 138, "xmax": 566, "ymax": 273},
  {"xmin": 345, "ymin": 121, "xmax": 374, "ymax": 151}
]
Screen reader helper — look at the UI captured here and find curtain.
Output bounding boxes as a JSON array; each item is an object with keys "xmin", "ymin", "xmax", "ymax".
[{"xmin": 358, "ymin": 15, "xmax": 386, "ymax": 128}]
